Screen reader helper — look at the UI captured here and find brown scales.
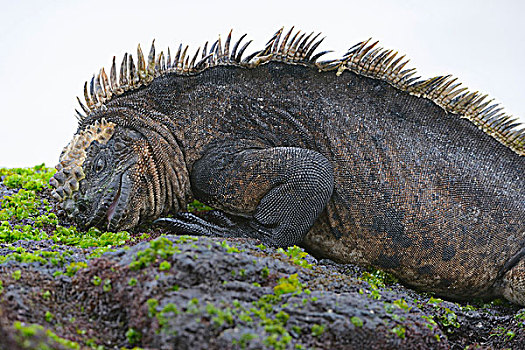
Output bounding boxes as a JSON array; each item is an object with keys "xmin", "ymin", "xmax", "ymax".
[{"xmin": 75, "ymin": 27, "xmax": 525, "ymax": 156}]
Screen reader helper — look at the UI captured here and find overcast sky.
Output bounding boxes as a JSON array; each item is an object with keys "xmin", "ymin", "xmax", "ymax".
[{"xmin": 0, "ymin": 0, "xmax": 523, "ymax": 167}]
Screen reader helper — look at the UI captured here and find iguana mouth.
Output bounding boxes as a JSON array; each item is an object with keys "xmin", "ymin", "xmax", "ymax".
[
  {"xmin": 106, "ymin": 185, "xmax": 122, "ymax": 226},
  {"xmin": 81, "ymin": 168, "xmax": 131, "ymax": 231},
  {"xmin": 104, "ymin": 170, "xmax": 132, "ymax": 231}
]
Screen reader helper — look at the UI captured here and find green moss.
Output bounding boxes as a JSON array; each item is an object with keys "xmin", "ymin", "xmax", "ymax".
[
  {"xmin": 0, "ymin": 248, "xmax": 47, "ymax": 265},
  {"xmin": 460, "ymin": 304, "xmax": 477, "ymax": 312},
  {"xmin": 129, "ymin": 237, "xmax": 180, "ymax": 271},
  {"xmin": 351, "ymin": 316, "xmax": 363, "ymax": 327},
  {"xmin": 91, "ymin": 275, "xmax": 102, "ymax": 286},
  {"xmin": 276, "ymin": 246, "xmax": 313, "ymax": 269},
  {"xmin": 489, "ymin": 326, "xmax": 516, "ymax": 341},
  {"xmin": 260, "ymin": 266, "xmax": 270, "ymax": 279},
  {"xmin": 427, "ymin": 296, "xmax": 443, "ymax": 305},
  {"xmin": 421, "ymin": 315, "xmax": 437, "ymax": 331},
  {"xmin": 103, "ymin": 279, "xmax": 112, "ymax": 292},
  {"xmin": 147, "ymin": 298, "xmax": 159, "ymax": 317},
  {"xmin": 128, "ymin": 277, "xmax": 138, "ymax": 286},
  {"xmin": 515, "ymin": 310, "xmax": 525, "ymax": 328},
  {"xmin": 391, "ymin": 325, "xmax": 406, "ymax": 339},
  {"xmin": 185, "ymin": 298, "xmax": 200, "ymax": 314},
  {"xmin": 424, "ymin": 297, "xmax": 462, "ymax": 333},
  {"xmin": 45, "ymin": 311, "xmax": 53, "ymax": 322},
  {"xmin": 126, "ymin": 328, "xmax": 142, "ymax": 345},
  {"xmin": 359, "ymin": 269, "xmax": 398, "ymax": 300},
  {"xmin": 263, "ymin": 331, "xmax": 292, "ymax": 350},
  {"xmin": 393, "ymin": 298, "xmax": 412, "ymax": 311},
  {"xmin": 13, "ymin": 321, "xmax": 80, "ymax": 349},
  {"xmin": 311, "ymin": 323, "xmax": 325, "ymax": 337},
  {"xmin": 0, "ymin": 164, "xmax": 55, "ymax": 191},
  {"xmin": 233, "ymin": 333, "xmax": 259, "ymax": 348},
  {"xmin": 0, "ymin": 166, "xmax": 130, "ymax": 249},
  {"xmin": 52, "ymin": 226, "xmax": 130, "ymax": 248},
  {"xmin": 159, "ymin": 261, "xmax": 171, "ymax": 271},
  {"xmin": 12, "ymin": 269, "xmax": 22, "ymax": 280},
  {"xmin": 0, "ymin": 189, "xmax": 42, "ymax": 221},
  {"xmin": 181, "ymin": 272, "xmax": 315, "ymax": 350},
  {"xmin": 186, "ymin": 200, "xmax": 213, "ymax": 212},
  {"xmin": 88, "ymin": 246, "xmax": 116, "ymax": 259},
  {"xmin": 273, "ymin": 274, "xmax": 303, "ymax": 297},
  {"xmin": 65, "ymin": 261, "xmax": 87, "ymax": 277},
  {"xmin": 436, "ymin": 307, "xmax": 461, "ymax": 332},
  {"xmin": 220, "ymin": 240, "xmax": 240, "ymax": 253},
  {"xmin": 156, "ymin": 303, "xmax": 180, "ymax": 330},
  {"xmin": 175, "ymin": 235, "xmax": 199, "ymax": 244},
  {"xmin": 138, "ymin": 233, "xmax": 150, "ymax": 240},
  {"xmin": 206, "ymin": 302, "xmax": 234, "ymax": 327}
]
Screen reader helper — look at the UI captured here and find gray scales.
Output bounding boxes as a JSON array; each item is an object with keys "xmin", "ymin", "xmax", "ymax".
[{"xmin": 50, "ymin": 28, "xmax": 525, "ymax": 305}]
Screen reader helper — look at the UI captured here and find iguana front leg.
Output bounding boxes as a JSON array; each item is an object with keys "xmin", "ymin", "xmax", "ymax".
[{"xmin": 156, "ymin": 143, "xmax": 334, "ymax": 247}]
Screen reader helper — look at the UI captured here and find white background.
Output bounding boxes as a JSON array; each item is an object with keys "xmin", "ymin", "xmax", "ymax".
[{"xmin": 0, "ymin": 0, "xmax": 523, "ymax": 167}]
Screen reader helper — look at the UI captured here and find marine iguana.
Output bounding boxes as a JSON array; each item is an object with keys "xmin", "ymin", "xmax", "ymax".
[{"xmin": 50, "ymin": 28, "xmax": 525, "ymax": 305}]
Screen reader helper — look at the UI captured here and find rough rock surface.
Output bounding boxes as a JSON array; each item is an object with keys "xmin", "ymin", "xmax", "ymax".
[{"xmin": 0, "ymin": 170, "xmax": 524, "ymax": 349}]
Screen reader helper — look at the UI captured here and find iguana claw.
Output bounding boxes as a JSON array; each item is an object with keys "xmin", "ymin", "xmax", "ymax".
[{"xmin": 154, "ymin": 211, "xmax": 248, "ymax": 238}]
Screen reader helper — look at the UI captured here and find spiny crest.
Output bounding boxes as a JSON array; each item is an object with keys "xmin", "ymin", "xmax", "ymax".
[
  {"xmin": 337, "ymin": 39, "xmax": 525, "ymax": 155},
  {"xmin": 75, "ymin": 28, "xmax": 328, "ymax": 122},
  {"xmin": 51, "ymin": 119, "xmax": 116, "ymax": 202},
  {"xmin": 74, "ymin": 27, "xmax": 524, "ymax": 156}
]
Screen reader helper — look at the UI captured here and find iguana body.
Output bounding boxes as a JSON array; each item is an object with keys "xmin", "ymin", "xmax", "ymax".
[{"xmin": 50, "ymin": 28, "xmax": 525, "ymax": 305}]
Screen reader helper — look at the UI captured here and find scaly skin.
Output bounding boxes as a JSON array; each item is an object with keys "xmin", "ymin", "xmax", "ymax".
[{"xmin": 51, "ymin": 29, "xmax": 525, "ymax": 305}]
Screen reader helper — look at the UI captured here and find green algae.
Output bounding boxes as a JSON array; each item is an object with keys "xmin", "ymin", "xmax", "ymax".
[
  {"xmin": 65, "ymin": 261, "xmax": 88, "ymax": 277},
  {"xmin": 310, "ymin": 323, "xmax": 325, "ymax": 337},
  {"xmin": 391, "ymin": 324, "xmax": 406, "ymax": 339},
  {"xmin": 0, "ymin": 165, "xmax": 131, "ymax": 250},
  {"xmin": 126, "ymin": 328, "xmax": 142, "ymax": 345},
  {"xmin": 350, "ymin": 316, "xmax": 363, "ymax": 327},
  {"xmin": 13, "ymin": 321, "xmax": 80, "ymax": 350},
  {"xmin": 91, "ymin": 275, "xmax": 102, "ymax": 286},
  {"xmin": 220, "ymin": 239, "xmax": 241, "ymax": 253},
  {"xmin": 276, "ymin": 246, "xmax": 313, "ymax": 269},
  {"xmin": 0, "ymin": 164, "xmax": 55, "ymax": 192},
  {"xmin": 186, "ymin": 199, "xmax": 213, "ymax": 212},
  {"xmin": 1, "ymin": 164, "xmax": 523, "ymax": 349},
  {"xmin": 129, "ymin": 236, "xmax": 181, "ymax": 271},
  {"xmin": 273, "ymin": 274, "xmax": 304, "ymax": 296}
]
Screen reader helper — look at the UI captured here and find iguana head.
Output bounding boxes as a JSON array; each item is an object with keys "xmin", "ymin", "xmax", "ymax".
[
  {"xmin": 50, "ymin": 112, "xmax": 191, "ymax": 231},
  {"xmin": 49, "ymin": 39, "xmax": 206, "ymax": 231}
]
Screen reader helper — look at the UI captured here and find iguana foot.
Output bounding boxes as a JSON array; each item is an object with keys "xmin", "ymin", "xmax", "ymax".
[{"xmin": 154, "ymin": 211, "xmax": 258, "ymax": 240}]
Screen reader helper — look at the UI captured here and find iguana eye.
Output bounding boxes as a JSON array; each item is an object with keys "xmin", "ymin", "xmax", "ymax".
[{"xmin": 94, "ymin": 157, "xmax": 106, "ymax": 173}]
